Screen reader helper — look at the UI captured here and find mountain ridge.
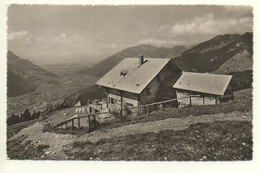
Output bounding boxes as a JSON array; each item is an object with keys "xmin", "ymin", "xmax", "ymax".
[
  {"xmin": 172, "ymin": 32, "xmax": 253, "ymax": 73},
  {"xmin": 78, "ymin": 44, "xmax": 187, "ymax": 77},
  {"xmin": 7, "ymin": 50, "xmax": 60, "ymax": 97},
  {"xmin": 79, "ymin": 32, "xmax": 252, "ymax": 78}
]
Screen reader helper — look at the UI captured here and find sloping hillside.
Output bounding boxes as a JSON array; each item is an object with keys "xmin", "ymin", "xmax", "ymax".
[
  {"xmin": 78, "ymin": 44, "xmax": 187, "ymax": 77},
  {"xmin": 79, "ymin": 32, "xmax": 252, "ymax": 78},
  {"xmin": 7, "ymin": 70, "xmax": 38, "ymax": 97},
  {"xmin": 215, "ymin": 50, "xmax": 252, "ymax": 73},
  {"xmin": 173, "ymin": 32, "xmax": 253, "ymax": 72},
  {"xmin": 7, "ymin": 50, "xmax": 60, "ymax": 97}
]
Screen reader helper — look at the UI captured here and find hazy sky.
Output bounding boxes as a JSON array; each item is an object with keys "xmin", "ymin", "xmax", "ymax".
[{"xmin": 7, "ymin": 5, "xmax": 253, "ymax": 58}]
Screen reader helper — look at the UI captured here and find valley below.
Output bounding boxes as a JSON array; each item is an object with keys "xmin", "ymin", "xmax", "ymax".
[{"xmin": 7, "ymin": 66, "xmax": 98, "ymax": 117}]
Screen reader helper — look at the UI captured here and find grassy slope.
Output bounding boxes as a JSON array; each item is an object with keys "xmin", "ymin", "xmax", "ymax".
[
  {"xmin": 215, "ymin": 50, "xmax": 253, "ymax": 73},
  {"xmin": 173, "ymin": 32, "xmax": 253, "ymax": 73},
  {"xmin": 7, "ymin": 50, "xmax": 59, "ymax": 97},
  {"xmin": 7, "ymin": 135, "xmax": 49, "ymax": 160},
  {"xmin": 64, "ymin": 121, "xmax": 252, "ymax": 161},
  {"xmin": 89, "ymin": 89, "xmax": 252, "ymax": 133},
  {"xmin": 62, "ymin": 89, "xmax": 252, "ymax": 160},
  {"xmin": 7, "ymin": 119, "xmax": 38, "ymax": 139},
  {"xmin": 7, "ymin": 89, "xmax": 253, "ymax": 160},
  {"xmin": 7, "ymin": 70, "xmax": 38, "ymax": 97}
]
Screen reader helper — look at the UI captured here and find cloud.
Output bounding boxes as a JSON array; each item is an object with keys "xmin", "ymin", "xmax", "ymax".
[
  {"xmin": 138, "ymin": 39, "xmax": 186, "ymax": 47},
  {"xmin": 8, "ymin": 31, "xmax": 29, "ymax": 41},
  {"xmin": 159, "ymin": 13, "xmax": 252, "ymax": 37},
  {"xmin": 54, "ymin": 33, "xmax": 85, "ymax": 44},
  {"xmin": 8, "ymin": 31, "xmax": 122, "ymax": 56},
  {"xmin": 8, "ymin": 31, "xmax": 87, "ymax": 44}
]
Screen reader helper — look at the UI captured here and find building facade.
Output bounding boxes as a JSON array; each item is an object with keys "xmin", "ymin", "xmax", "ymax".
[
  {"xmin": 96, "ymin": 56, "xmax": 234, "ymax": 113},
  {"xmin": 96, "ymin": 56, "xmax": 181, "ymax": 113},
  {"xmin": 173, "ymin": 72, "xmax": 233, "ymax": 107}
]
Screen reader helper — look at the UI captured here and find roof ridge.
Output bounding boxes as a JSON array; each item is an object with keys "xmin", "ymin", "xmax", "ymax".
[
  {"xmin": 96, "ymin": 57, "xmax": 172, "ymax": 94},
  {"xmin": 182, "ymin": 71, "xmax": 232, "ymax": 77}
]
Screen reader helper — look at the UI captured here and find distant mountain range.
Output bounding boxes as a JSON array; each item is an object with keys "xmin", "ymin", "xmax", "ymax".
[
  {"xmin": 8, "ymin": 32, "xmax": 253, "ymax": 98},
  {"xmin": 7, "ymin": 50, "xmax": 59, "ymax": 97},
  {"xmin": 25, "ymin": 53, "xmax": 108, "ymax": 66},
  {"xmin": 79, "ymin": 32, "xmax": 252, "ymax": 77},
  {"xmin": 173, "ymin": 32, "xmax": 253, "ymax": 73},
  {"xmin": 78, "ymin": 44, "xmax": 187, "ymax": 77}
]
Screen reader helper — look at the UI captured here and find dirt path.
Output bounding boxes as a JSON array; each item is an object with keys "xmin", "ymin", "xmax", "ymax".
[
  {"xmin": 77, "ymin": 111, "xmax": 252, "ymax": 143},
  {"xmin": 11, "ymin": 111, "xmax": 252, "ymax": 159},
  {"xmin": 10, "ymin": 123, "xmax": 78, "ymax": 159}
]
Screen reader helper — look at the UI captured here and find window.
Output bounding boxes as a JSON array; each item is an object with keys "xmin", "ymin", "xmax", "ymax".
[
  {"xmin": 125, "ymin": 103, "xmax": 133, "ymax": 108},
  {"xmin": 110, "ymin": 98, "xmax": 115, "ymax": 104},
  {"xmin": 120, "ymin": 70, "xmax": 128, "ymax": 76}
]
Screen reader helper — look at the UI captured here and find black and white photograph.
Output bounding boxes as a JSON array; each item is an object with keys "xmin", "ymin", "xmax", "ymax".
[{"xmin": 0, "ymin": 1, "xmax": 259, "ymax": 172}]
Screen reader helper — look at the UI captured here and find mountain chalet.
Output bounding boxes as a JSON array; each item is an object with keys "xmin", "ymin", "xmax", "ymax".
[
  {"xmin": 173, "ymin": 72, "xmax": 233, "ymax": 107},
  {"xmin": 96, "ymin": 56, "xmax": 233, "ymax": 113}
]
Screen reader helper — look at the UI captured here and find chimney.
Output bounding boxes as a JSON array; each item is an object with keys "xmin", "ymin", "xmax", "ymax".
[{"xmin": 139, "ymin": 55, "xmax": 144, "ymax": 66}]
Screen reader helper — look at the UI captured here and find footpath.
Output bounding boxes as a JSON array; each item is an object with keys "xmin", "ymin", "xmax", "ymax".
[{"xmin": 11, "ymin": 111, "xmax": 252, "ymax": 159}]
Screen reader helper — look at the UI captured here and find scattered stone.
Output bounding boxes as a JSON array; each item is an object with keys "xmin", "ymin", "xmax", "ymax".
[
  {"xmin": 242, "ymin": 142, "xmax": 246, "ymax": 146},
  {"xmin": 199, "ymin": 156, "xmax": 207, "ymax": 161}
]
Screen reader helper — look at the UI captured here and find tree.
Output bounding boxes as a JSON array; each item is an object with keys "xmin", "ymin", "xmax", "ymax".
[
  {"xmin": 32, "ymin": 110, "xmax": 41, "ymax": 119},
  {"xmin": 7, "ymin": 113, "xmax": 20, "ymax": 126},
  {"xmin": 32, "ymin": 110, "xmax": 36, "ymax": 119},
  {"xmin": 20, "ymin": 108, "xmax": 32, "ymax": 122}
]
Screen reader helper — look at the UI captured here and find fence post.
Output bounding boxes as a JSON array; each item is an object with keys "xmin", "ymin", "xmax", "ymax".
[
  {"xmin": 72, "ymin": 119, "xmax": 74, "ymax": 129},
  {"xmin": 120, "ymin": 91, "xmax": 123, "ymax": 121},
  {"xmin": 88, "ymin": 115, "xmax": 91, "ymax": 129},
  {"xmin": 202, "ymin": 96, "xmax": 205, "ymax": 105},
  {"xmin": 147, "ymin": 105, "xmax": 150, "ymax": 116},
  {"xmin": 120, "ymin": 110, "xmax": 123, "ymax": 121},
  {"xmin": 189, "ymin": 96, "xmax": 192, "ymax": 106},
  {"xmin": 215, "ymin": 97, "xmax": 218, "ymax": 105},
  {"xmin": 78, "ymin": 117, "xmax": 80, "ymax": 129}
]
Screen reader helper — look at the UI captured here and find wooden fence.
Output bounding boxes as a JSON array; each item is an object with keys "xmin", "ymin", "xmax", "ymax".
[
  {"xmin": 116, "ymin": 94, "xmax": 233, "ymax": 119},
  {"xmin": 48, "ymin": 94, "xmax": 233, "ymax": 131},
  {"xmin": 52, "ymin": 112, "xmax": 108, "ymax": 130}
]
